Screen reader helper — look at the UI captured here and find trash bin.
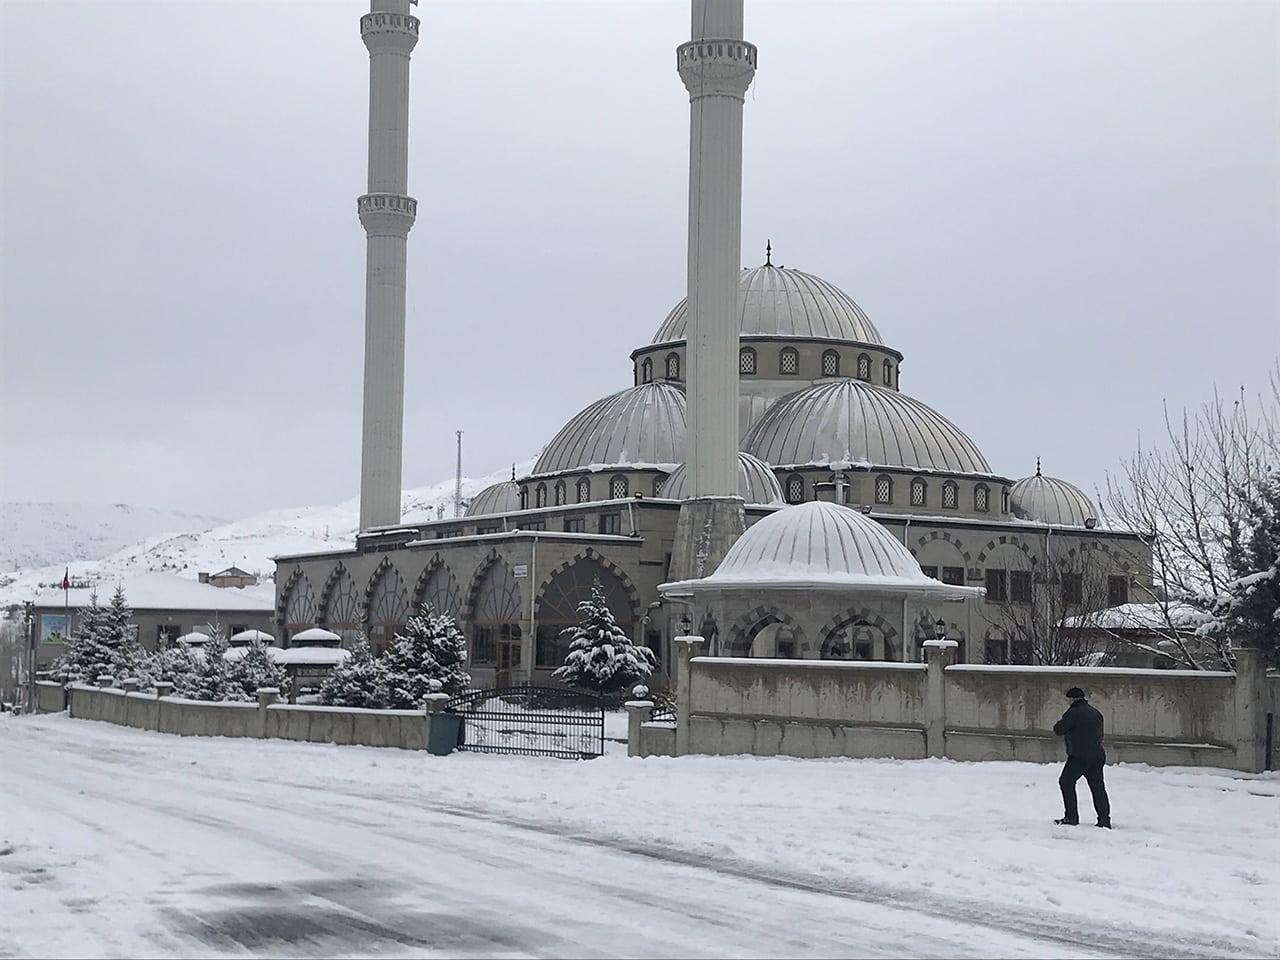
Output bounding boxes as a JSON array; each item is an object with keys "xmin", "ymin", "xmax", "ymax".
[{"xmin": 427, "ymin": 711, "xmax": 464, "ymax": 756}]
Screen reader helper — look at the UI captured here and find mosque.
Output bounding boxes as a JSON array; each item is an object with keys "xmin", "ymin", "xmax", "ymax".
[{"xmin": 272, "ymin": 0, "xmax": 1149, "ymax": 686}]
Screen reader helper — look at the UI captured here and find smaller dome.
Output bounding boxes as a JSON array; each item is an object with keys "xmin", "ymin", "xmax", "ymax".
[
  {"xmin": 229, "ymin": 628, "xmax": 274, "ymax": 647},
  {"xmin": 1010, "ymin": 466, "xmax": 1098, "ymax": 527},
  {"xmin": 660, "ymin": 453, "xmax": 784, "ymax": 505},
  {"xmin": 465, "ymin": 479, "xmax": 520, "ymax": 517},
  {"xmin": 175, "ymin": 631, "xmax": 210, "ymax": 646},
  {"xmin": 289, "ymin": 627, "xmax": 342, "ymax": 648},
  {"xmin": 533, "ymin": 382, "xmax": 686, "ymax": 476}
]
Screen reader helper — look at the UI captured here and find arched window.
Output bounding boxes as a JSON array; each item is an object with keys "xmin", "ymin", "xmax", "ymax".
[
  {"xmin": 321, "ymin": 568, "xmax": 362, "ymax": 647},
  {"xmin": 415, "ymin": 563, "xmax": 461, "ymax": 622},
  {"xmin": 665, "ymin": 352, "xmax": 680, "ymax": 380},
  {"xmin": 553, "ymin": 480, "xmax": 566, "ymax": 506},
  {"xmin": 785, "ymin": 474, "xmax": 805, "ymax": 503},
  {"xmin": 610, "ymin": 475, "xmax": 629, "ymax": 499},
  {"xmin": 366, "ymin": 562, "xmax": 409, "ymax": 655},
  {"xmin": 910, "ymin": 477, "xmax": 926, "ymax": 507},
  {"xmin": 641, "ymin": 357, "xmax": 653, "ymax": 383},
  {"xmin": 470, "ymin": 560, "xmax": 522, "ymax": 668},
  {"xmin": 974, "ymin": 484, "xmax": 990, "ymax": 512},
  {"xmin": 519, "ymin": 486, "xmax": 528, "ymax": 510},
  {"xmin": 283, "ymin": 574, "xmax": 317, "ymax": 636},
  {"xmin": 576, "ymin": 477, "xmax": 591, "ymax": 503},
  {"xmin": 875, "ymin": 475, "xmax": 892, "ymax": 504},
  {"xmin": 535, "ymin": 483, "xmax": 547, "ymax": 508},
  {"xmin": 653, "ymin": 476, "xmax": 665, "ymax": 497},
  {"xmin": 779, "ymin": 347, "xmax": 799, "ymax": 375},
  {"xmin": 942, "ymin": 480, "xmax": 959, "ymax": 509},
  {"xmin": 857, "ymin": 353, "xmax": 871, "ymax": 380},
  {"xmin": 1002, "ymin": 487, "xmax": 1011, "ymax": 513},
  {"xmin": 739, "ymin": 346, "xmax": 757, "ymax": 375},
  {"xmin": 883, "ymin": 359, "xmax": 894, "ymax": 386},
  {"xmin": 534, "ymin": 559, "xmax": 635, "ymax": 668},
  {"xmin": 821, "ymin": 349, "xmax": 840, "ymax": 377}
]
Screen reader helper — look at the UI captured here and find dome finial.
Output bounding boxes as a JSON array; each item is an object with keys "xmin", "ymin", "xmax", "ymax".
[
  {"xmin": 765, "ymin": 239, "xmax": 772, "ymax": 266},
  {"xmin": 1036, "ymin": 456, "xmax": 1041, "ymax": 477},
  {"xmin": 511, "ymin": 464, "xmax": 516, "ymax": 481}
]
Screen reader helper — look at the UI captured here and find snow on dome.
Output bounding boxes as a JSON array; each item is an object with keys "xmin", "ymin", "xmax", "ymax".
[
  {"xmin": 652, "ymin": 264, "xmax": 884, "ymax": 345},
  {"xmin": 1010, "ymin": 467, "xmax": 1098, "ymax": 527},
  {"xmin": 464, "ymin": 479, "xmax": 520, "ymax": 517},
  {"xmin": 532, "ymin": 382, "xmax": 686, "ymax": 476},
  {"xmin": 743, "ymin": 378, "xmax": 991, "ymax": 475},
  {"xmin": 288, "ymin": 627, "xmax": 342, "ymax": 647},
  {"xmin": 272, "ymin": 647, "xmax": 351, "ymax": 666},
  {"xmin": 175, "ymin": 631, "xmax": 211, "ymax": 646},
  {"xmin": 665, "ymin": 501, "xmax": 981, "ymax": 597},
  {"xmin": 229, "ymin": 628, "xmax": 275, "ymax": 647},
  {"xmin": 660, "ymin": 453, "xmax": 784, "ymax": 505}
]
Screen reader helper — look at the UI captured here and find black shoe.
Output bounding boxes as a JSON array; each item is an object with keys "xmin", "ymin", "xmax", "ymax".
[
  {"xmin": 1096, "ymin": 822, "xmax": 1112, "ymax": 829},
  {"xmin": 1054, "ymin": 817, "xmax": 1079, "ymax": 825}
]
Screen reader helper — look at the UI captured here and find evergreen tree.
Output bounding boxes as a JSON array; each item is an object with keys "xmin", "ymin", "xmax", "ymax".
[
  {"xmin": 49, "ymin": 591, "xmax": 114, "ymax": 683},
  {"xmin": 151, "ymin": 642, "xmax": 200, "ymax": 687},
  {"xmin": 552, "ymin": 581, "xmax": 655, "ymax": 695},
  {"xmin": 228, "ymin": 638, "xmax": 290, "ymax": 699},
  {"xmin": 318, "ymin": 638, "xmax": 393, "ymax": 709},
  {"xmin": 104, "ymin": 586, "xmax": 133, "ymax": 648},
  {"xmin": 1222, "ymin": 471, "xmax": 1280, "ymax": 668},
  {"xmin": 101, "ymin": 587, "xmax": 151, "ymax": 685},
  {"xmin": 384, "ymin": 605, "xmax": 471, "ymax": 707},
  {"xmin": 176, "ymin": 630, "xmax": 247, "ymax": 701}
]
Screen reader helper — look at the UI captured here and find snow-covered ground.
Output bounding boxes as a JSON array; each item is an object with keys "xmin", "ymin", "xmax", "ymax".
[{"xmin": 2, "ymin": 715, "xmax": 1277, "ymax": 960}]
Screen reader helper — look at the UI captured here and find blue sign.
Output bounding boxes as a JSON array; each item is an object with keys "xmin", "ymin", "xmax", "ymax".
[{"xmin": 40, "ymin": 614, "xmax": 71, "ymax": 642}]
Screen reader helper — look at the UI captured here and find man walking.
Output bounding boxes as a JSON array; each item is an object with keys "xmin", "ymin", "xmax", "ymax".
[{"xmin": 1052, "ymin": 686, "xmax": 1112, "ymax": 828}]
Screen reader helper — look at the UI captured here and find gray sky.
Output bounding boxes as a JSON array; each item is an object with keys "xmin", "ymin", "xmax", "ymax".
[{"xmin": 2, "ymin": 0, "xmax": 1277, "ymax": 519}]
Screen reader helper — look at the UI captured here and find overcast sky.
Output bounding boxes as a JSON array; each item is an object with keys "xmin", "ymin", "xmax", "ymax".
[{"xmin": 2, "ymin": 0, "xmax": 1276, "ymax": 520}]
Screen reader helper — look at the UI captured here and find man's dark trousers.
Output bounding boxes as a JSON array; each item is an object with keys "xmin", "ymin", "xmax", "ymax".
[{"xmin": 1059, "ymin": 752, "xmax": 1110, "ymax": 824}]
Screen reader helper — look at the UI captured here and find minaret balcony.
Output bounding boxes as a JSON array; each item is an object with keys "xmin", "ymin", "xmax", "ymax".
[
  {"xmin": 358, "ymin": 193, "xmax": 417, "ymax": 235},
  {"xmin": 677, "ymin": 39, "xmax": 757, "ymax": 100},
  {"xmin": 361, "ymin": 12, "xmax": 419, "ymax": 55}
]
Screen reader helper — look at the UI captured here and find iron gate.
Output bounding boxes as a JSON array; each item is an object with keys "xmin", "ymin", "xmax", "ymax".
[{"xmin": 445, "ymin": 686, "xmax": 605, "ymax": 759}]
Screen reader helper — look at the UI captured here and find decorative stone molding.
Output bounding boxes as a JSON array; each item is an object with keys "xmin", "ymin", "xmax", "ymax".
[
  {"xmin": 360, "ymin": 11, "xmax": 420, "ymax": 55},
  {"xmin": 676, "ymin": 39, "xmax": 757, "ymax": 101},
  {"xmin": 358, "ymin": 193, "xmax": 417, "ymax": 235}
]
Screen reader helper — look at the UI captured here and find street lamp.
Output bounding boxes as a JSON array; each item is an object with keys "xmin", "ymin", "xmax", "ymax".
[
  {"xmin": 679, "ymin": 614, "xmax": 692, "ymax": 636},
  {"xmin": 934, "ymin": 618, "xmax": 948, "ymax": 641}
]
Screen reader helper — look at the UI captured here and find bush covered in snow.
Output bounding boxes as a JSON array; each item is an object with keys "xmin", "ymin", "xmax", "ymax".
[
  {"xmin": 317, "ymin": 638, "xmax": 392, "ymax": 709},
  {"xmin": 385, "ymin": 605, "xmax": 471, "ymax": 707}
]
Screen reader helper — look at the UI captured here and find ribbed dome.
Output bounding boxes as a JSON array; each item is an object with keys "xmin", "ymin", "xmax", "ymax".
[
  {"xmin": 1011, "ymin": 469, "xmax": 1098, "ymax": 527},
  {"xmin": 533, "ymin": 382, "xmax": 687, "ymax": 476},
  {"xmin": 703, "ymin": 501, "xmax": 960, "ymax": 589},
  {"xmin": 661, "ymin": 452, "xmax": 784, "ymax": 505},
  {"xmin": 652, "ymin": 264, "xmax": 884, "ymax": 345},
  {"xmin": 743, "ymin": 379, "xmax": 991, "ymax": 474},
  {"xmin": 465, "ymin": 479, "xmax": 520, "ymax": 517}
]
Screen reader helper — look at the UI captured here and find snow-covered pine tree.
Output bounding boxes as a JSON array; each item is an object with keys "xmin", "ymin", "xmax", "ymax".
[
  {"xmin": 100, "ymin": 586, "xmax": 152, "ymax": 685},
  {"xmin": 176, "ymin": 630, "xmax": 247, "ymax": 701},
  {"xmin": 1222, "ymin": 470, "xmax": 1280, "ymax": 668},
  {"xmin": 384, "ymin": 605, "xmax": 471, "ymax": 708},
  {"xmin": 228, "ymin": 638, "xmax": 290, "ymax": 699},
  {"xmin": 104, "ymin": 586, "xmax": 133, "ymax": 647},
  {"xmin": 151, "ymin": 641, "xmax": 199, "ymax": 687},
  {"xmin": 49, "ymin": 591, "xmax": 114, "ymax": 683},
  {"xmin": 552, "ymin": 580, "xmax": 655, "ymax": 695},
  {"xmin": 318, "ymin": 638, "xmax": 393, "ymax": 709}
]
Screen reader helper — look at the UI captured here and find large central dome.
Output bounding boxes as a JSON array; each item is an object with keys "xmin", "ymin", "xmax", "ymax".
[{"xmin": 651, "ymin": 263, "xmax": 884, "ymax": 345}]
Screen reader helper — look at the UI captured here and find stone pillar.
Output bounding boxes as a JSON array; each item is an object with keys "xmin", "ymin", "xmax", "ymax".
[
  {"xmin": 122, "ymin": 678, "xmax": 139, "ymax": 693},
  {"xmin": 154, "ymin": 681, "xmax": 174, "ymax": 698},
  {"xmin": 97, "ymin": 674, "xmax": 114, "ymax": 688},
  {"xmin": 256, "ymin": 687, "xmax": 281, "ymax": 739},
  {"xmin": 673, "ymin": 635, "xmax": 705, "ymax": 756},
  {"xmin": 1233, "ymin": 647, "xmax": 1268, "ymax": 774},
  {"xmin": 357, "ymin": 1, "xmax": 419, "ymax": 531},
  {"xmin": 625, "ymin": 684, "xmax": 655, "ymax": 758},
  {"xmin": 923, "ymin": 639, "xmax": 957, "ymax": 759}
]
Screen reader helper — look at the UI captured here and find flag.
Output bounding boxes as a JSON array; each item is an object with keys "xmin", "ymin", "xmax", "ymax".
[{"xmin": 61, "ymin": 568, "xmax": 70, "ymax": 591}]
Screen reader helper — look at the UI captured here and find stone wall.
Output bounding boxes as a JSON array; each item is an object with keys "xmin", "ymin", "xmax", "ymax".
[
  {"xmin": 35, "ymin": 680, "xmax": 65, "ymax": 713},
  {"xmin": 626, "ymin": 637, "xmax": 1273, "ymax": 772}
]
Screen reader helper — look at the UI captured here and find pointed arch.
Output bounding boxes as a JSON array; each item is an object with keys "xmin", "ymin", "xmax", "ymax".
[
  {"xmin": 467, "ymin": 552, "xmax": 523, "ymax": 669},
  {"xmin": 820, "ymin": 610, "xmax": 900, "ymax": 662},
  {"xmin": 412, "ymin": 554, "xmax": 462, "ymax": 622},
  {"xmin": 319, "ymin": 563, "xmax": 362, "ymax": 646},
  {"xmin": 282, "ymin": 570, "xmax": 317, "ymax": 636},
  {"xmin": 365, "ymin": 557, "xmax": 410, "ymax": 654},
  {"xmin": 534, "ymin": 550, "xmax": 640, "ymax": 668},
  {"xmin": 726, "ymin": 605, "xmax": 809, "ymax": 658}
]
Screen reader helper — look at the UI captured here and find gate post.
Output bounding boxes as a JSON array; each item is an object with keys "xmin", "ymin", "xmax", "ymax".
[
  {"xmin": 673, "ymin": 635, "xmax": 704, "ymax": 756},
  {"xmin": 923, "ymin": 639, "xmax": 957, "ymax": 759},
  {"xmin": 1233, "ymin": 647, "xmax": 1267, "ymax": 773}
]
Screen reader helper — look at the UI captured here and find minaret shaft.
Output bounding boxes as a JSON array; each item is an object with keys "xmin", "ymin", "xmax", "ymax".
[{"xmin": 357, "ymin": 0, "xmax": 418, "ymax": 531}]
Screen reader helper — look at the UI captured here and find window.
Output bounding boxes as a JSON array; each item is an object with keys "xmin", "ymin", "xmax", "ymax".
[
  {"xmin": 857, "ymin": 353, "xmax": 871, "ymax": 380},
  {"xmin": 883, "ymin": 360, "xmax": 894, "ymax": 386},
  {"xmin": 156, "ymin": 624, "xmax": 181, "ymax": 647},
  {"xmin": 473, "ymin": 627, "xmax": 497, "ymax": 665},
  {"xmin": 942, "ymin": 481, "xmax": 959, "ymax": 509},
  {"xmin": 942, "ymin": 566, "xmax": 965, "ymax": 585},
  {"xmin": 1011, "ymin": 570, "xmax": 1033, "ymax": 603},
  {"xmin": 985, "ymin": 568, "xmax": 1008, "ymax": 602},
  {"xmin": 564, "ymin": 517, "xmax": 585, "ymax": 533},
  {"xmin": 739, "ymin": 347, "xmax": 757, "ymax": 375},
  {"xmin": 875, "ymin": 475, "xmax": 892, "ymax": 504},
  {"xmin": 600, "ymin": 513, "xmax": 621, "ymax": 535},
  {"xmin": 665, "ymin": 352, "xmax": 680, "ymax": 380},
  {"xmin": 920, "ymin": 565, "xmax": 938, "ymax": 579},
  {"xmin": 974, "ymin": 484, "xmax": 990, "ymax": 512},
  {"xmin": 523, "ymin": 518, "xmax": 546, "ymax": 531},
  {"xmin": 535, "ymin": 483, "xmax": 547, "ymax": 508},
  {"xmin": 1063, "ymin": 572, "xmax": 1083, "ymax": 605},
  {"xmin": 785, "ymin": 474, "xmax": 805, "ymax": 503},
  {"xmin": 1002, "ymin": 487, "xmax": 1010, "ymax": 513},
  {"xmin": 910, "ymin": 478, "xmax": 926, "ymax": 506},
  {"xmin": 519, "ymin": 487, "xmax": 528, "ymax": 510},
  {"xmin": 576, "ymin": 478, "xmax": 590, "ymax": 503},
  {"xmin": 821, "ymin": 350, "xmax": 840, "ymax": 377},
  {"xmin": 1011, "ymin": 640, "xmax": 1033, "ymax": 665},
  {"xmin": 779, "ymin": 347, "xmax": 799, "ymax": 375},
  {"xmin": 641, "ymin": 357, "xmax": 652, "ymax": 383},
  {"xmin": 553, "ymin": 480, "xmax": 565, "ymax": 506},
  {"xmin": 652, "ymin": 476, "xmax": 665, "ymax": 497},
  {"xmin": 985, "ymin": 639, "xmax": 1008, "ymax": 665},
  {"xmin": 1107, "ymin": 575, "xmax": 1129, "ymax": 607},
  {"xmin": 476, "ymin": 525, "xmax": 499, "ymax": 535},
  {"xmin": 610, "ymin": 475, "xmax": 629, "ymax": 499}
]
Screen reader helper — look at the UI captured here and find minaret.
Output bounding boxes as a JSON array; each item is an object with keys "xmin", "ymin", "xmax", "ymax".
[
  {"xmin": 668, "ymin": 0, "xmax": 756, "ymax": 584},
  {"xmin": 357, "ymin": 0, "xmax": 419, "ymax": 531}
]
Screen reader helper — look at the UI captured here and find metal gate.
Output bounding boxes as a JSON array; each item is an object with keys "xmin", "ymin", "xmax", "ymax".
[{"xmin": 445, "ymin": 686, "xmax": 605, "ymax": 759}]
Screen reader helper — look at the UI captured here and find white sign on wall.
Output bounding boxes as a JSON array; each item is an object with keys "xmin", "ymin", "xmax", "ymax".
[{"xmin": 513, "ymin": 564, "xmax": 528, "ymax": 578}]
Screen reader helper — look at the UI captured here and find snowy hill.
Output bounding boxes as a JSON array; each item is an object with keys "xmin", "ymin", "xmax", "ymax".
[
  {"xmin": 0, "ymin": 459, "xmax": 536, "ymax": 608},
  {"xmin": 0, "ymin": 502, "xmax": 227, "ymax": 573}
]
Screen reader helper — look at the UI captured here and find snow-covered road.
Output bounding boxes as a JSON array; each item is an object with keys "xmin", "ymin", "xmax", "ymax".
[{"xmin": 2, "ymin": 715, "xmax": 1277, "ymax": 959}]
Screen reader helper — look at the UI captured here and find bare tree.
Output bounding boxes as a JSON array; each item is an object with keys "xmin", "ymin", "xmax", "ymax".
[{"xmin": 1105, "ymin": 361, "xmax": 1279, "ymax": 669}]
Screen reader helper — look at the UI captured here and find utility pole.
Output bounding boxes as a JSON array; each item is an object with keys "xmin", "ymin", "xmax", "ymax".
[{"xmin": 454, "ymin": 430, "xmax": 464, "ymax": 518}]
